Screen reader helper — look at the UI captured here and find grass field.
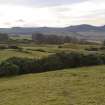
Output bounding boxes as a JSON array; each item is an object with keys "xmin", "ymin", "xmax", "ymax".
[
  {"xmin": 10, "ymin": 35, "xmax": 32, "ymax": 40},
  {"xmin": 0, "ymin": 49, "xmax": 50, "ymax": 61},
  {"xmin": 0, "ymin": 65, "xmax": 105, "ymax": 105},
  {"xmin": 0, "ymin": 42, "xmax": 104, "ymax": 105},
  {"xmin": 0, "ymin": 43, "xmax": 101, "ymax": 61}
]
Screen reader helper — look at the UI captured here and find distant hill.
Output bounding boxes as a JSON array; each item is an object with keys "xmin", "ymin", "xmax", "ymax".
[
  {"xmin": 0, "ymin": 24, "xmax": 105, "ymax": 34},
  {"xmin": 0, "ymin": 24, "xmax": 105, "ymax": 41},
  {"xmin": 64, "ymin": 24, "xmax": 104, "ymax": 32}
]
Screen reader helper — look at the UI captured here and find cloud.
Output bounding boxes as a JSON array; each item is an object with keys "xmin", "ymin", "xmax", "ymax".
[
  {"xmin": 0, "ymin": 0, "xmax": 88, "ymax": 7},
  {"xmin": 3, "ymin": 22, "xmax": 12, "ymax": 25},
  {"xmin": 16, "ymin": 19, "xmax": 25, "ymax": 23},
  {"xmin": 0, "ymin": 0, "xmax": 105, "ymax": 27}
]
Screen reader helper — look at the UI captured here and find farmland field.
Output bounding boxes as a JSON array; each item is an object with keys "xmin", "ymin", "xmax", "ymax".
[
  {"xmin": 0, "ymin": 43, "xmax": 102, "ymax": 61},
  {"xmin": 10, "ymin": 35, "xmax": 32, "ymax": 40}
]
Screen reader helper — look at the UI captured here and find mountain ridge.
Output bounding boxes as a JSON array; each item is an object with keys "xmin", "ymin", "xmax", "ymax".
[{"xmin": 0, "ymin": 24, "xmax": 105, "ymax": 35}]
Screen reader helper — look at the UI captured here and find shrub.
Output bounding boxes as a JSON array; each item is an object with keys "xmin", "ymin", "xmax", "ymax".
[
  {"xmin": 100, "ymin": 46, "xmax": 105, "ymax": 50},
  {"xmin": 0, "ymin": 33, "xmax": 9, "ymax": 41},
  {"xmin": 0, "ymin": 45, "xmax": 8, "ymax": 49},
  {"xmin": 35, "ymin": 49, "xmax": 46, "ymax": 52},
  {"xmin": 6, "ymin": 57, "xmax": 35, "ymax": 74},
  {"xmin": 8, "ymin": 45, "xmax": 20, "ymax": 49},
  {"xmin": 0, "ymin": 61, "xmax": 19, "ymax": 76},
  {"xmin": 85, "ymin": 47, "xmax": 99, "ymax": 51},
  {"xmin": 0, "ymin": 52, "xmax": 105, "ymax": 77},
  {"xmin": 81, "ymin": 53, "xmax": 103, "ymax": 66}
]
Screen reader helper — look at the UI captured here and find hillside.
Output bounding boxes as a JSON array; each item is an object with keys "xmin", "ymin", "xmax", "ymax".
[
  {"xmin": 0, "ymin": 24, "xmax": 105, "ymax": 41},
  {"xmin": 0, "ymin": 65, "xmax": 105, "ymax": 105},
  {"xmin": 0, "ymin": 25, "xmax": 105, "ymax": 35}
]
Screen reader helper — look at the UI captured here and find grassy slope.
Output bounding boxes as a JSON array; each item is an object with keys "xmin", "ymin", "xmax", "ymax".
[{"xmin": 0, "ymin": 66, "xmax": 105, "ymax": 105}]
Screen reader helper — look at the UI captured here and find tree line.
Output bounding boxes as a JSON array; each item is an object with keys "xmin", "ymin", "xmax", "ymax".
[
  {"xmin": 0, "ymin": 33, "xmax": 9, "ymax": 41},
  {"xmin": 0, "ymin": 52, "xmax": 105, "ymax": 76},
  {"xmin": 32, "ymin": 33, "xmax": 78, "ymax": 44}
]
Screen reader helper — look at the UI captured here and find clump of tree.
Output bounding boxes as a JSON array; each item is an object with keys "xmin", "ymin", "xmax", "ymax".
[
  {"xmin": 0, "ymin": 45, "xmax": 8, "ymax": 49},
  {"xmin": 0, "ymin": 44, "xmax": 23, "ymax": 50},
  {"xmin": 32, "ymin": 33, "xmax": 78, "ymax": 44},
  {"xmin": 0, "ymin": 33, "xmax": 9, "ymax": 42},
  {"xmin": 103, "ymin": 40, "xmax": 105, "ymax": 46},
  {"xmin": 0, "ymin": 52, "xmax": 105, "ymax": 76},
  {"xmin": 85, "ymin": 47, "xmax": 99, "ymax": 51},
  {"xmin": 85, "ymin": 40, "xmax": 105, "ymax": 51}
]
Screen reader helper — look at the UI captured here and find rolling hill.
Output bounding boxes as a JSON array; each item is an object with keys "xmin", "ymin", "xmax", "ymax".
[{"xmin": 0, "ymin": 24, "xmax": 105, "ymax": 41}]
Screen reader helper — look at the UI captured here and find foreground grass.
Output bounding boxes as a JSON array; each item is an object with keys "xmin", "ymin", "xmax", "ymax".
[{"xmin": 0, "ymin": 66, "xmax": 105, "ymax": 105}]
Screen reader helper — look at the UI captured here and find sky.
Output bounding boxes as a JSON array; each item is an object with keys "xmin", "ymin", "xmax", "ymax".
[{"xmin": 0, "ymin": 0, "xmax": 105, "ymax": 27}]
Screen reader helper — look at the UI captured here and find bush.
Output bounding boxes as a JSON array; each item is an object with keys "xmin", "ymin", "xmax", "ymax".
[
  {"xmin": 58, "ymin": 46, "xmax": 62, "ymax": 48},
  {"xmin": 100, "ymin": 46, "xmax": 105, "ymax": 50},
  {"xmin": 0, "ymin": 33, "xmax": 9, "ymax": 41},
  {"xmin": 0, "ymin": 61, "xmax": 19, "ymax": 76},
  {"xmin": 81, "ymin": 53, "xmax": 103, "ymax": 66},
  {"xmin": 0, "ymin": 45, "xmax": 8, "ymax": 49},
  {"xmin": 35, "ymin": 49, "xmax": 46, "ymax": 52},
  {"xmin": 8, "ymin": 45, "xmax": 20, "ymax": 49},
  {"xmin": 85, "ymin": 47, "xmax": 99, "ymax": 51},
  {"xmin": 0, "ymin": 52, "xmax": 105, "ymax": 77},
  {"xmin": 5, "ymin": 57, "xmax": 35, "ymax": 74}
]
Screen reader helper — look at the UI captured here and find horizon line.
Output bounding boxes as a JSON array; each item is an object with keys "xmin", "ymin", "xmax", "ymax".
[{"xmin": 0, "ymin": 24, "xmax": 105, "ymax": 28}]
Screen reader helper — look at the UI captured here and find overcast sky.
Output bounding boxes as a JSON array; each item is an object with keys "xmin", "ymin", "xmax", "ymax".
[{"xmin": 0, "ymin": 0, "xmax": 105, "ymax": 27}]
